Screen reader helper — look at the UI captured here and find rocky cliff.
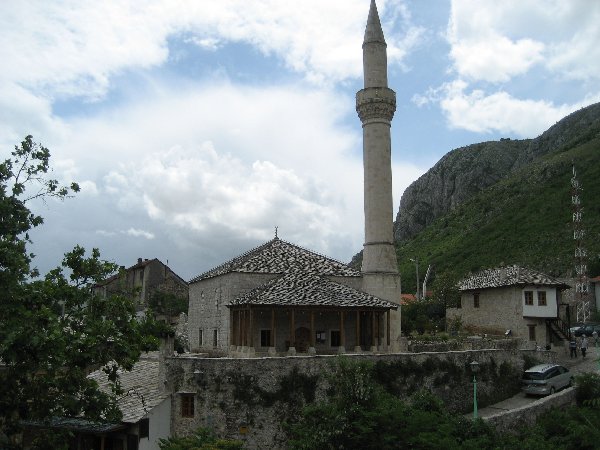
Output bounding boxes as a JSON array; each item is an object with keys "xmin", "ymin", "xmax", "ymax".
[{"xmin": 393, "ymin": 102, "xmax": 600, "ymax": 242}]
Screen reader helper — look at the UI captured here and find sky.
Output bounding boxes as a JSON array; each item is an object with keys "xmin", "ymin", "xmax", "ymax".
[{"xmin": 2, "ymin": 0, "xmax": 600, "ymax": 281}]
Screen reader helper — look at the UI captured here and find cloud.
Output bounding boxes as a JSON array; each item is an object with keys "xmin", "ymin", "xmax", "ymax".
[
  {"xmin": 0, "ymin": 0, "xmax": 421, "ymax": 104},
  {"xmin": 415, "ymin": 80, "xmax": 600, "ymax": 136},
  {"xmin": 125, "ymin": 228, "xmax": 155, "ymax": 240},
  {"xmin": 447, "ymin": 0, "xmax": 600, "ymax": 84}
]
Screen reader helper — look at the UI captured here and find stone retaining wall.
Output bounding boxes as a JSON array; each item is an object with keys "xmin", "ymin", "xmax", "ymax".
[
  {"xmin": 163, "ymin": 349, "xmax": 525, "ymax": 449},
  {"xmin": 484, "ymin": 387, "xmax": 577, "ymax": 432}
]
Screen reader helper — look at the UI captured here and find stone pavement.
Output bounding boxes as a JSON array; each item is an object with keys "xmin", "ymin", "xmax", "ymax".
[{"xmin": 474, "ymin": 344, "xmax": 600, "ymax": 419}]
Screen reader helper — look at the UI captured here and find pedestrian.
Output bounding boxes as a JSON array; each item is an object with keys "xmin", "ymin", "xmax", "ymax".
[
  {"xmin": 569, "ymin": 339, "xmax": 577, "ymax": 358},
  {"xmin": 581, "ymin": 335, "xmax": 588, "ymax": 358}
]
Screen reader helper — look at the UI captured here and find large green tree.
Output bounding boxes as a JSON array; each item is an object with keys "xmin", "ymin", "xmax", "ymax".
[{"xmin": 0, "ymin": 137, "xmax": 148, "ymax": 448}]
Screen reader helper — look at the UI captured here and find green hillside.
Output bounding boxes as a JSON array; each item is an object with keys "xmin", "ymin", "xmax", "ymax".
[{"xmin": 396, "ymin": 134, "xmax": 600, "ymax": 293}]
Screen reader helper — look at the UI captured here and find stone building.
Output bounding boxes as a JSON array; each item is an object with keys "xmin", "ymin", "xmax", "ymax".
[
  {"xmin": 187, "ymin": 0, "xmax": 402, "ymax": 355},
  {"xmin": 448, "ymin": 265, "xmax": 570, "ymax": 346},
  {"xmin": 94, "ymin": 258, "xmax": 188, "ymax": 317},
  {"xmin": 188, "ymin": 237, "xmax": 397, "ymax": 356}
]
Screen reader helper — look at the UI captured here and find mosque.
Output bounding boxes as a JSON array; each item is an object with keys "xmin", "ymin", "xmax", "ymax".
[{"xmin": 187, "ymin": 0, "xmax": 402, "ymax": 356}]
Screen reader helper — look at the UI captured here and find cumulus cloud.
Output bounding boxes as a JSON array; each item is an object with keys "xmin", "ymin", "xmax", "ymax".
[
  {"xmin": 415, "ymin": 80, "xmax": 600, "ymax": 136},
  {"xmin": 0, "ymin": 0, "xmax": 419, "ymax": 101},
  {"xmin": 447, "ymin": 0, "xmax": 600, "ymax": 83},
  {"xmin": 409, "ymin": 1, "xmax": 600, "ymax": 137}
]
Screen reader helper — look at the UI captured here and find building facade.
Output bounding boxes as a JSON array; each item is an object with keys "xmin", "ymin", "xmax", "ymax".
[
  {"xmin": 94, "ymin": 258, "xmax": 188, "ymax": 317},
  {"xmin": 449, "ymin": 265, "xmax": 569, "ymax": 346}
]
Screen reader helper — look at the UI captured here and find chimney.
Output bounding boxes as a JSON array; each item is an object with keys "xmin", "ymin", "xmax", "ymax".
[
  {"xmin": 138, "ymin": 258, "xmax": 143, "ymax": 264},
  {"xmin": 158, "ymin": 332, "xmax": 175, "ymax": 392}
]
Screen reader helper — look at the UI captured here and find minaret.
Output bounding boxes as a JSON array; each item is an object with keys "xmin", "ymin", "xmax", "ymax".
[{"xmin": 357, "ymin": 0, "xmax": 402, "ymax": 348}]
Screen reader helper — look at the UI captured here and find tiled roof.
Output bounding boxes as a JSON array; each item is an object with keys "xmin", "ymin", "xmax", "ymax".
[
  {"xmin": 88, "ymin": 354, "xmax": 167, "ymax": 424},
  {"xmin": 459, "ymin": 265, "xmax": 569, "ymax": 291},
  {"xmin": 190, "ymin": 238, "xmax": 361, "ymax": 283},
  {"xmin": 23, "ymin": 417, "xmax": 126, "ymax": 433},
  {"xmin": 228, "ymin": 272, "xmax": 397, "ymax": 309}
]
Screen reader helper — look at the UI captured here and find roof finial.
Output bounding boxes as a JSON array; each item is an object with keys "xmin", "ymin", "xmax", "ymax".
[{"xmin": 275, "ymin": 226, "xmax": 278, "ymax": 238}]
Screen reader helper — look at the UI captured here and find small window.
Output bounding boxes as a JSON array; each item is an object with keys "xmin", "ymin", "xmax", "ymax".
[
  {"xmin": 473, "ymin": 293, "xmax": 480, "ymax": 308},
  {"xmin": 260, "ymin": 330, "xmax": 271, "ymax": 347},
  {"xmin": 537, "ymin": 291, "xmax": 547, "ymax": 306},
  {"xmin": 181, "ymin": 394, "xmax": 194, "ymax": 418},
  {"xmin": 524, "ymin": 291, "xmax": 534, "ymax": 306},
  {"xmin": 315, "ymin": 331, "xmax": 326, "ymax": 344},
  {"xmin": 199, "ymin": 329, "xmax": 203, "ymax": 347},
  {"xmin": 138, "ymin": 418, "xmax": 149, "ymax": 439},
  {"xmin": 213, "ymin": 329, "xmax": 218, "ymax": 347},
  {"xmin": 528, "ymin": 324, "xmax": 536, "ymax": 341},
  {"xmin": 330, "ymin": 330, "xmax": 341, "ymax": 347}
]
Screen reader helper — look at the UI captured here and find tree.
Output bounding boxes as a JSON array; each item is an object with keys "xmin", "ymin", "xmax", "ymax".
[
  {"xmin": 0, "ymin": 137, "xmax": 147, "ymax": 448},
  {"xmin": 149, "ymin": 290, "xmax": 188, "ymax": 322},
  {"xmin": 431, "ymin": 271, "xmax": 461, "ymax": 310}
]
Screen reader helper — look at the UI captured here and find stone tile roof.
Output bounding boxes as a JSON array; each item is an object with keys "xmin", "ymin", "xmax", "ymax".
[
  {"xmin": 459, "ymin": 265, "xmax": 569, "ymax": 291},
  {"xmin": 88, "ymin": 354, "xmax": 167, "ymax": 424},
  {"xmin": 190, "ymin": 237, "xmax": 361, "ymax": 283},
  {"xmin": 229, "ymin": 272, "xmax": 397, "ymax": 309}
]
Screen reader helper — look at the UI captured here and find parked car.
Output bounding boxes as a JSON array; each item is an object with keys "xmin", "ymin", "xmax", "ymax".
[
  {"xmin": 573, "ymin": 323, "xmax": 600, "ymax": 337},
  {"xmin": 521, "ymin": 364, "xmax": 573, "ymax": 396},
  {"xmin": 569, "ymin": 323, "xmax": 585, "ymax": 334}
]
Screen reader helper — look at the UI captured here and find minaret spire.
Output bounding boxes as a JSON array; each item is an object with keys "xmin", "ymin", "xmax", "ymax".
[
  {"xmin": 357, "ymin": 0, "xmax": 402, "ymax": 349},
  {"xmin": 364, "ymin": 0, "xmax": 386, "ymax": 45}
]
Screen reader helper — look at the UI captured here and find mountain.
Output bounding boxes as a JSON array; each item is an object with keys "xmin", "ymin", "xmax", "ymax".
[
  {"xmin": 351, "ymin": 102, "xmax": 600, "ymax": 292},
  {"xmin": 394, "ymin": 102, "xmax": 600, "ymax": 243}
]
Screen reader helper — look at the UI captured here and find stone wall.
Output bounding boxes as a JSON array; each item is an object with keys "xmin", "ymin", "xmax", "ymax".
[
  {"xmin": 188, "ymin": 272, "xmax": 277, "ymax": 352},
  {"xmin": 484, "ymin": 386, "xmax": 576, "ymax": 433},
  {"xmin": 164, "ymin": 349, "xmax": 525, "ymax": 449}
]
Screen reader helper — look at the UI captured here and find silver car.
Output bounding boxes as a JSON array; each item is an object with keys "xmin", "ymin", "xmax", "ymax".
[{"xmin": 521, "ymin": 364, "xmax": 573, "ymax": 396}]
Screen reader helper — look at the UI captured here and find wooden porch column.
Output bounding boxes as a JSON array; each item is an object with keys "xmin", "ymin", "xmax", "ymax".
[
  {"xmin": 309, "ymin": 310, "xmax": 315, "ymax": 349},
  {"xmin": 371, "ymin": 311, "xmax": 376, "ymax": 349},
  {"xmin": 290, "ymin": 309, "xmax": 295, "ymax": 348},
  {"xmin": 229, "ymin": 308, "xmax": 234, "ymax": 347},
  {"xmin": 249, "ymin": 307, "xmax": 254, "ymax": 348},
  {"xmin": 386, "ymin": 310, "xmax": 391, "ymax": 347},
  {"xmin": 238, "ymin": 309, "xmax": 246, "ymax": 347},
  {"xmin": 238, "ymin": 310, "xmax": 242, "ymax": 347},
  {"xmin": 355, "ymin": 310, "xmax": 361, "ymax": 352},
  {"xmin": 339, "ymin": 311, "xmax": 346, "ymax": 350},
  {"xmin": 271, "ymin": 309, "xmax": 276, "ymax": 347},
  {"xmin": 376, "ymin": 312, "xmax": 381, "ymax": 347}
]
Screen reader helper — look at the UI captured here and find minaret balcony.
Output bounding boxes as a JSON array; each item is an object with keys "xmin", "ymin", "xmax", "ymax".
[{"xmin": 356, "ymin": 87, "xmax": 396, "ymax": 123}]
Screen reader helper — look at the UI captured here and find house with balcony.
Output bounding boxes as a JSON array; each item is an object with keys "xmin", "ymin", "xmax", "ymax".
[{"xmin": 448, "ymin": 265, "xmax": 570, "ymax": 346}]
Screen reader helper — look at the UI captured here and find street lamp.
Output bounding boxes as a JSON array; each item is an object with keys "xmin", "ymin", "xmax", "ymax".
[
  {"xmin": 410, "ymin": 258, "xmax": 420, "ymax": 300},
  {"xmin": 593, "ymin": 331, "xmax": 599, "ymax": 370},
  {"xmin": 470, "ymin": 360, "xmax": 480, "ymax": 419}
]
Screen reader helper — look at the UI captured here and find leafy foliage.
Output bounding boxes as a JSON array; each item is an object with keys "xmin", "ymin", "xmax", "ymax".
[
  {"xmin": 158, "ymin": 427, "xmax": 243, "ymax": 450},
  {"xmin": 149, "ymin": 290, "xmax": 189, "ymax": 320},
  {"xmin": 288, "ymin": 357, "xmax": 600, "ymax": 449},
  {"xmin": 0, "ymin": 137, "xmax": 148, "ymax": 447},
  {"xmin": 287, "ymin": 357, "xmax": 496, "ymax": 449}
]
